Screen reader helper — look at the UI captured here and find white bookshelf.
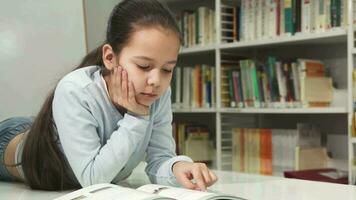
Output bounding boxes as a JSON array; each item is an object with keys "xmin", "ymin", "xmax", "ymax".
[
  {"xmin": 172, "ymin": 108, "xmax": 217, "ymax": 113},
  {"xmin": 180, "ymin": 45, "xmax": 217, "ymax": 54},
  {"xmin": 219, "ymin": 28, "xmax": 347, "ymax": 50},
  {"xmin": 163, "ymin": 0, "xmax": 356, "ymax": 184},
  {"xmin": 219, "ymin": 107, "xmax": 348, "ymax": 114}
]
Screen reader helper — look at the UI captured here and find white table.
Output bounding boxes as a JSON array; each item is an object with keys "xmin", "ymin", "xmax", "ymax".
[{"xmin": 1, "ymin": 163, "xmax": 356, "ymax": 200}]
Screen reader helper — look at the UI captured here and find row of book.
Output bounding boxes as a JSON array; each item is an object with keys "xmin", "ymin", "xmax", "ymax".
[
  {"xmin": 176, "ymin": 6, "xmax": 216, "ymax": 48},
  {"xmin": 221, "ymin": 56, "xmax": 333, "ymax": 108},
  {"xmin": 221, "ymin": 0, "xmax": 350, "ymax": 43},
  {"xmin": 231, "ymin": 123, "xmax": 322, "ymax": 175},
  {"xmin": 172, "ymin": 123, "xmax": 214, "ymax": 163},
  {"xmin": 171, "ymin": 65, "xmax": 216, "ymax": 109}
]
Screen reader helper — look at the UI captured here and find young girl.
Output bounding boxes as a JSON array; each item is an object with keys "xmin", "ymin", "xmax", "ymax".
[{"xmin": 0, "ymin": 0, "xmax": 217, "ymax": 191}]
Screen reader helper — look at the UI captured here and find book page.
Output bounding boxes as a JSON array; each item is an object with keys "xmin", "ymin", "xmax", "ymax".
[
  {"xmin": 137, "ymin": 184, "xmax": 243, "ymax": 200},
  {"xmin": 137, "ymin": 184, "xmax": 214, "ymax": 200},
  {"xmin": 54, "ymin": 183, "xmax": 167, "ymax": 200}
]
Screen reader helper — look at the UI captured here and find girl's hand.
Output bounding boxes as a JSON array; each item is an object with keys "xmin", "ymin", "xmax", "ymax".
[
  {"xmin": 107, "ymin": 66, "xmax": 150, "ymax": 116},
  {"xmin": 172, "ymin": 161, "xmax": 218, "ymax": 191}
]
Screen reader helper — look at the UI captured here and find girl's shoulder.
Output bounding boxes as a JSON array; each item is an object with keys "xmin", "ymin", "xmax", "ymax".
[{"xmin": 56, "ymin": 66, "xmax": 100, "ymax": 91}]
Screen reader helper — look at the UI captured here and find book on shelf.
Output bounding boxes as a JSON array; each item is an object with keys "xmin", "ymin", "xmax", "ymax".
[
  {"xmin": 171, "ymin": 65, "xmax": 215, "ymax": 109},
  {"xmin": 172, "ymin": 123, "xmax": 214, "ymax": 163},
  {"xmin": 220, "ymin": 56, "xmax": 334, "ymax": 109},
  {"xmin": 54, "ymin": 183, "xmax": 245, "ymax": 200},
  {"xmin": 294, "ymin": 146, "xmax": 328, "ymax": 170},
  {"xmin": 231, "ymin": 123, "xmax": 323, "ymax": 175},
  {"xmin": 176, "ymin": 6, "xmax": 215, "ymax": 48},
  {"xmin": 220, "ymin": 0, "xmax": 348, "ymax": 43}
]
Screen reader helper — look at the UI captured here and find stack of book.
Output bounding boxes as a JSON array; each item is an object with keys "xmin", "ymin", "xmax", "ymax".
[
  {"xmin": 221, "ymin": 0, "xmax": 349, "ymax": 43},
  {"xmin": 172, "ymin": 123, "xmax": 213, "ymax": 163},
  {"xmin": 176, "ymin": 6, "xmax": 216, "ymax": 47},
  {"xmin": 220, "ymin": 56, "xmax": 333, "ymax": 108},
  {"xmin": 171, "ymin": 65, "xmax": 215, "ymax": 109},
  {"xmin": 231, "ymin": 123, "xmax": 323, "ymax": 175}
]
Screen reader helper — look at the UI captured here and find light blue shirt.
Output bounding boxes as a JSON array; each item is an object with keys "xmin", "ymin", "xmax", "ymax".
[{"xmin": 52, "ymin": 66, "xmax": 192, "ymax": 187}]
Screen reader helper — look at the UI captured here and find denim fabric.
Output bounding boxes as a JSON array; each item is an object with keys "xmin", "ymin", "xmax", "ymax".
[{"xmin": 0, "ymin": 117, "xmax": 33, "ymax": 181}]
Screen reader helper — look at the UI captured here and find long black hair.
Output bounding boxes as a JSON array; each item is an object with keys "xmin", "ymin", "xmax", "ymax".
[{"xmin": 21, "ymin": 0, "xmax": 181, "ymax": 190}]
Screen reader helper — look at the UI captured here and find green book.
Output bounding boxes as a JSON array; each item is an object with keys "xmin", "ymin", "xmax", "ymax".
[
  {"xmin": 284, "ymin": 0, "xmax": 294, "ymax": 34},
  {"xmin": 249, "ymin": 61, "xmax": 260, "ymax": 107}
]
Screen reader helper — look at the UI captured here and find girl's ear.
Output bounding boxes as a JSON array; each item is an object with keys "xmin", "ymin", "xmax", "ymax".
[{"xmin": 102, "ymin": 44, "xmax": 118, "ymax": 70}]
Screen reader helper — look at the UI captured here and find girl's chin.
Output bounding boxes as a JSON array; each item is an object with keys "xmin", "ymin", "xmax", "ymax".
[{"xmin": 137, "ymin": 99, "xmax": 154, "ymax": 107}]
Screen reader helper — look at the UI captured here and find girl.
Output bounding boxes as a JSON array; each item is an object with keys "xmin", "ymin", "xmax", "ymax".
[{"xmin": 0, "ymin": 0, "xmax": 217, "ymax": 191}]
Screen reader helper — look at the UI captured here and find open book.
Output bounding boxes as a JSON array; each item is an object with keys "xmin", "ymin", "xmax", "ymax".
[{"xmin": 54, "ymin": 183, "xmax": 246, "ymax": 200}]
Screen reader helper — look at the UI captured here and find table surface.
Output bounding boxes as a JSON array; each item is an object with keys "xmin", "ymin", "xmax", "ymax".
[{"xmin": 1, "ymin": 163, "xmax": 356, "ymax": 200}]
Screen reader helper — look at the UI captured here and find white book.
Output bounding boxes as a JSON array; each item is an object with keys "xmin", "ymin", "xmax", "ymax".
[
  {"xmin": 310, "ymin": 0, "xmax": 317, "ymax": 32},
  {"xmin": 314, "ymin": 0, "xmax": 323, "ymax": 32},
  {"xmin": 341, "ymin": 0, "xmax": 348, "ymax": 27},
  {"xmin": 175, "ymin": 67, "xmax": 182, "ymax": 106},
  {"xmin": 198, "ymin": 7, "xmax": 205, "ymax": 45},
  {"xmin": 354, "ymin": 0, "xmax": 356, "ymax": 26},
  {"xmin": 54, "ymin": 183, "xmax": 245, "ymax": 200},
  {"xmin": 209, "ymin": 9, "xmax": 215, "ymax": 44},
  {"xmin": 272, "ymin": 129, "xmax": 282, "ymax": 171},
  {"xmin": 182, "ymin": 67, "xmax": 191, "ymax": 108},
  {"xmin": 275, "ymin": 61, "xmax": 286, "ymax": 106},
  {"xmin": 256, "ymin": 0, "xmax": 263, "ymax": 39},
  {"xmin": 240, "ymin": 0, "xmax": 247, "ymax": 41},
  {"xmin": 204, "ymin": 7, "xmax": 210, "ymax": 45},
  {"xmin": 183, "ymin": 12, "xmax": 189, "ymax": 47},
  {"xmin": 302, "ymin": 0, "xmax": 311, "ymax": 33},
  {"xmin": 317, "ymin": 0, "xmax": 326, "ymax": 32},
  {"xmin": 324, "ymin": 0, "xmax": 331, "ymax": 30},
  {"xmin": 211, "ymin": 66, "xmax": 215, "ymax": 107},
  {"xmin": 291, "ymin": 62, "xmax": 300, "ymax": 101},
  {"xmin": 253, "ymin": 0, "xmax": 259, "ymax": 40},
  {"xmin": 267, "ymin": 0, "xmax": 277, "ymax": 38},
  {"xmin": 261, "ymin": 0, "xmax": 267, "ymax": 38},
  {"xmin": 191, "ymin": 68, "xmax": 196, "ymax": 107},
  {"xmin": 248, "ymin": 0, "xmax": 255, "ymax": 40}
]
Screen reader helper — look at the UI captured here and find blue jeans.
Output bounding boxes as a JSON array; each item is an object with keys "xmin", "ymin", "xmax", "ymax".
[{"xmin": 0, "ymin": 117, "xmax": 33, "ymax": 181}]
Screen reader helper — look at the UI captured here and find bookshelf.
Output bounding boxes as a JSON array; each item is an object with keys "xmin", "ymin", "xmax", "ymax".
[{"xmin": 162, "ymin": 0, "xmax": 356, "ymax": 184}]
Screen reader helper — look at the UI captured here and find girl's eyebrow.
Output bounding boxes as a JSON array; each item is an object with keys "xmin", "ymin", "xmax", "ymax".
[{"xmin": 133, "ymin": 56, "xmax": 177, "ymax": 64}]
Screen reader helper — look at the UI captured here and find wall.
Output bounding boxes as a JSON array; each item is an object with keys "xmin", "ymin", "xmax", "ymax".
[
  {"xmin": 83, "ymin": 0, "xmax": 120, "ymax": 52},
  {"xmin": 0, "ymin": 0, "xmax": 86, "ymax": 120}
]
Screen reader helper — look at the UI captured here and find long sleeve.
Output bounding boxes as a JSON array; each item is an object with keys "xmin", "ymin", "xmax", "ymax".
[
  {"xmin": 53, "ymin": 81, "xmax": 149, "ymax": 187},
  {"xmin": 145, "ymin": 88, "xmax": 193, "ymax": 186}
]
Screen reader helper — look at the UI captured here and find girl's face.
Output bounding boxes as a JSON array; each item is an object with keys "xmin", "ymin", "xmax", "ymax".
[{"xmin": 106, "ymin": 27, "xmax": 180, "ymax": 107}]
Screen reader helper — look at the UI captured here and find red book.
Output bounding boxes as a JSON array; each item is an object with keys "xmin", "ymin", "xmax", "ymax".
[{"xmin": 284, "ymin": 168, "xmax": 348, "ymax": 184}]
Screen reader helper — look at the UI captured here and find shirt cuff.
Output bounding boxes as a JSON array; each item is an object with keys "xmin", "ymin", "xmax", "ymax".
[{"xmin": 166, "ymin": 155, "xmax": 194, "ymax": 186}]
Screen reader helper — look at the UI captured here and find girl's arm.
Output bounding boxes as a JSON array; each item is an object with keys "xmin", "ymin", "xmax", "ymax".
[
  {"xmin": 53, "ymin": 81, "xmax": 149, "ymax": 187},
  {"xmin": 145, "ymin": 88, "xmax": 193, "ymax": 186}
]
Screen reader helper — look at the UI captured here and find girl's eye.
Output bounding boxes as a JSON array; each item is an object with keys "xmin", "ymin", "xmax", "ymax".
[
  {"xmin": 137, "ymin": 64, "xmax": 150, "ymax": 69},
  {"xmin": 162, "ymin": 69, "xmax": 173, "ymax": 73}
]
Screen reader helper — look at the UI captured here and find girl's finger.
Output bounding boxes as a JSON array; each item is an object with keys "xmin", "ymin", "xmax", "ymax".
[
  {"xmin": 175, "ymin": 172, "xmax": 196, "ymax": 190},
  {"xmin": 128, "ymin": 81, "xmax": 135, "ymax": 103},
  {"xmin": 201, "ymin": 167, "xmax": 212, "ymax": 186},
  {"xmin": 121, "ymin": 69, "xmax": 128, "ymax": 101},
  {"xmin": 209, "ymin": 170, "xmax": 218, "ymax": 183},
  {"xmin": 116, "ymin": 66, "xmax": 122, "ymax": 88},
  {"xmin": 191, "ymin": 167, "xmax": 207, "ymax": 191}
]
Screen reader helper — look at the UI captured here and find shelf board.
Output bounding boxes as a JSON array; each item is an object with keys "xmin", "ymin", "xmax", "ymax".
[
  {"xmin": 219, "ymin": 107, "xmax": 348, "ymax": 114},
  {"xmin": 219, "ymin": 28, "xmax": 347, "ymax": 50},
  {"xmin": 172, "ymin": 107, "xmax": 217, "ymax": 113},
  {"xmin": 352, "ymin": 48, "xmax": 356, "ymax": 55},
  {"xmin": 179, "ymin": 44, "xmax": 216, "ymax": 55},
  {"xmin": 351, "ymin": 138, "xmax": 356, "ymax": 144}
]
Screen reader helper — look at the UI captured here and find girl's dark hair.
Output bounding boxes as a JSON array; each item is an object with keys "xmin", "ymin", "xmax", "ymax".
[{"xmin": 21, "ymin": 0, "xmax": 181, "ymax": 191}]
